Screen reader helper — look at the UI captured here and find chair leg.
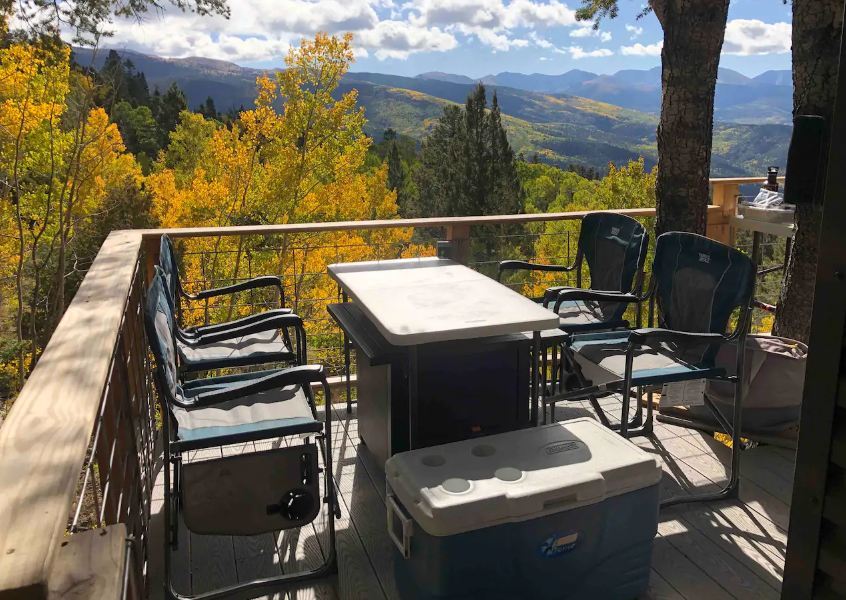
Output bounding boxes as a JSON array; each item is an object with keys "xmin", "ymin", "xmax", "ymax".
[
  {"xmin": 660, "ymin": 442, "xmax": 741, "ymax": 508},
  {"xmin": 551, "ymin": 343, "xmax": 559, "ymax": 395},
  {"xmin": 344, "ymin": 332, "xmax": 352, "ymax": 414},
  {"xmin": 661, "ymin": 374, "xmax": 745, "ymax": 508}
]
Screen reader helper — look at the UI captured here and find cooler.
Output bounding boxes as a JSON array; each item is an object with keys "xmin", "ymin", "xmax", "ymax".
[{"xmin": 385, "ymin": 418, "xmax": 663, "ymax": 600}]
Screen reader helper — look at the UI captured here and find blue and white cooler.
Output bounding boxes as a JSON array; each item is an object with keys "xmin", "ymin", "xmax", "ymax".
[{"xmin": 385, "ymin": 418, "xmax": 663, "ymax": 599}]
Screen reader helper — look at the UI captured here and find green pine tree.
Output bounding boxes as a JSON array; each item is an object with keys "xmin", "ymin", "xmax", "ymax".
[
  {"xmin": 198, "ymin": 96, "xmax": 218, "ymax": 120},
  {"xmin": 156, "ymin": 82, "xmax": 188, "ymax": 146},
  {"xmin": 413, "ymin": 84, "xmax": 522, "ymax": 218}
]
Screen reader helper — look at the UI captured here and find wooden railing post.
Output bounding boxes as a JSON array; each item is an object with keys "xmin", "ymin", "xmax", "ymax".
[
  {"xmin": 143, "ymin": 235, "xmax": 160, "ymax": 285},
  {"xmin": 445, "ymin": 224, "xmax": 471, "ymax": 265},
  {"xmin": 707, "ymin": 180, "xmax": 740, "ymax": 245}
]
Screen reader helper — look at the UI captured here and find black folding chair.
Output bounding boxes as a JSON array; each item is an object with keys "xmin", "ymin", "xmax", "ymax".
[
  {"xmin": 158, "ymin": 235, "xmax": 299, "ymax": 372},
  {"xmin": 145, "ymin": 269, "xmax": 338, "ymax": 599},
  {"xmin": 498, "ymin": 212, "xmax": 649, "ymax": 403},
  {"xmin": 546, "ymin": 232, "xmax": 755, "ymax": 506}
]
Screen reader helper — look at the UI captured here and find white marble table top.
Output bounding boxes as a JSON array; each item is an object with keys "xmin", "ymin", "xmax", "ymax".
[{"xmin": 328, "ymin": 257, "xmax": 559, "ymax": 346}]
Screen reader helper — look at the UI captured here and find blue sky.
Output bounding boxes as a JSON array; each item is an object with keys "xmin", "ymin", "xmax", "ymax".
[{"xmin": 93, "ymin": 0, "xmax": 792, "ymax": 78}]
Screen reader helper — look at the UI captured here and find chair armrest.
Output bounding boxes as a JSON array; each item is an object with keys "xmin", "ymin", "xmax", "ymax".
[
  {"xmin": 187, "ymin": 275, "xmax": 284, "ymax": 302},
  {"xmin": 752, "ymin": 299, "xmax": 776, "ymax": 313},
  {"xmin": 542, "ymin": 285, "xmax": 570, "ymax": 307},
  {"xmin": 498, "ymin": 260, "xmax": 575, "ymax": 276},
  {"xmin": 192, "ymin": 313, "xmax": 304, "ymax": 345},
  {"xmin": 185, "ymin": 308, "xmax": 293, "ymax": 335},
  {"xmin": 194, "ymin": 364, "xmax": 326, "ymax": 405},
  {"xmin": 553, "ymin": 289, "xmax": 640, "ymax": 314},
  {"xmin": 628, "ymin": 328, "xmax": 726, "ymax": 347}
]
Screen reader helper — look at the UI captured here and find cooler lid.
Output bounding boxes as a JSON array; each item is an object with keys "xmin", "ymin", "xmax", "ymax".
[{"xmin": 385, "ymin": 418, "xmax": 662, "ymax": 537}]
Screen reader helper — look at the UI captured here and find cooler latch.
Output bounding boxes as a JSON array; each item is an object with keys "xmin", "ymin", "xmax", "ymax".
[{"xmin": 386, "ymin": 494, "xmax": 413, "ymax": 559}]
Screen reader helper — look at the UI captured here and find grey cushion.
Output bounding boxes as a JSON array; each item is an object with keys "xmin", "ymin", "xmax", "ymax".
[
  {"xmin": 556, "ymin": 300, "xmax": 627, "ymax": 332},
  {"xmin": 572, "ymin": 334, "xmax": 720, "ymax": 385},
  {"xmin": 173, "ymin": 383, "xmax": 320, "ymax": 447},
  {"xmin": 557, "ymin": 300, "xmax": 605, "ymax": 327}
]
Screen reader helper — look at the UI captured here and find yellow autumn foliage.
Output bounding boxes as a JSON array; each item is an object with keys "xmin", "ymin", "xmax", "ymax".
[
  {"xmin": 147, "ymin": 33, "xmax": 428, "ymax": 364},
  {"xmin": 0, "ymin": 42, "xmax": 142, "ymax": 392}
]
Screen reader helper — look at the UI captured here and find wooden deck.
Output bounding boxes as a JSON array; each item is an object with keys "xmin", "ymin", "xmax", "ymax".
[{"xmin": 148, "ymin": 397, "xmax": 794, "ymax": 600}]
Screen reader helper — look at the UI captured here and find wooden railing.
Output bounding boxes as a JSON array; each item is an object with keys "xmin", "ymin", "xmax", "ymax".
[{"xmin": 0, "ymin": 177, "xmax": 764, "ymax": 599}]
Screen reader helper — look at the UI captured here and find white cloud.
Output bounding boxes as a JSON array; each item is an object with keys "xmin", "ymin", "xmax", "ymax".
[
  {"xmin": 502, "ymin": 0, "xmax": 576, "ymax": 29},
  {"xmin": 459, "ymin": 26, "xmax": 528, "ymax": 52},
  {"xmin": 529, "ymin": 31, "xmax": 553, "ymax": 49},
  {"xmin": 49, "ymin": 0, "xmax": 589, "ymax": 62},
  {"xmin": 106, "ymin": 17, "xmax": 293, "ymax": 62},
  {"xmin": 357, "ymin": 20, "xmax": 457, "ymax": 59},
  {"xmin": 723, "ymin": 19, "xmax": 790, "ymax": 55},
  {"xmin": 560, "ymin": 45, "xmax": 613, "ymax": 59},
  {"xmin": 408, "ymin": 0, "xmax": 577, "ymax": 50},
  {"xmin": 272, "ymin": 1, "xmax": 379, "ymax": 33},
  {"xmin": 570, "ymin": 24, "xmax": 611, "ymax": 42},
  {"xmin": 620, "ymin": 40, "xmax": 662, "ymax": 56},
  {"xmin": 625, "ymin": 24, "xmax": 643, "ymax": 39}
]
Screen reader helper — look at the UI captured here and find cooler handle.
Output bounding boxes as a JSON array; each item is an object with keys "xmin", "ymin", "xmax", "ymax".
[{"xmin": 387, "ymin": 494, "xmax": 413, "ymax": 559}]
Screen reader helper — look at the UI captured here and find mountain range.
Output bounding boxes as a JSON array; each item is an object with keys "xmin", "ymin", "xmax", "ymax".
[
  {"xmin": 418, "ymin": 67, "xmax": 793, "ymax": 125},
  {"xmin": 71, "ymin": 47, "xmax": 791, "ymax": 177}
]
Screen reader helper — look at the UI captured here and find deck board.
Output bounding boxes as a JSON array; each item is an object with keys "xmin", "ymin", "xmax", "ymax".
[{"xmin": 149, "ymin": 397, "xmax": 794, "ymax": 599}]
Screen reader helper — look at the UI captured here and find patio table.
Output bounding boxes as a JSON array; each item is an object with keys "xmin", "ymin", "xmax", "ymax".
[{"xmin": 328, "ymin": 257, "xmax": 559, "ymax": 465}]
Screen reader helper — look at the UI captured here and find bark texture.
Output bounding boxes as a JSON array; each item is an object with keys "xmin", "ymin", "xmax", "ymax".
[
  {"xmin": 653, "ymin": 0, "xmax": 730, "ymax": 236},
  {"xmin": 773, "ymin": 0, "xmax": 843, "ymax": 343}
]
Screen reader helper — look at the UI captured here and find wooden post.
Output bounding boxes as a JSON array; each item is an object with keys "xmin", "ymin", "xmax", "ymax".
[
  {"xmin": 445, "ymin": 224, "xmax": 471, "ymax": 264},
  {"xmin": 706, "ymin": 180, "xmax": 740, "ymax": 245},
  {"xmin": 142, "ymin": 235, "xmax": 160, "ymax": 285},
  {"xmin": 46, "ymin": 525, "xmax": 130, "ymax": 600}
]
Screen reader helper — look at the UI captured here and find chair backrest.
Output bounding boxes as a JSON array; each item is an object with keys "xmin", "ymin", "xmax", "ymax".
[
  {"xmin": 577, "ymin": 212, "xmax": 649, "ymax": 295},
  {"xmin": 575, "ymin": 212, "xmax": 649, "ymax": 321},
  {"xmin": 144, "ymin": 267, "xmax": 180, "ymax": 403},
  {"xmin": 652, "ymin": 232, "xmax": 755, "ymax": 335},
  {"xmin": 159, "ymin": 234, "xmax": 180, "ymax": 306}
]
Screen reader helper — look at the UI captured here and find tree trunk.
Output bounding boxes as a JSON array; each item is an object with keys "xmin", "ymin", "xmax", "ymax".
[
  {"xmin": 653, "ymin": 0, "xmax": 730, "ymax": 236},
  {"xmin": 773, "ymin": 0, "xmax": 843, "ymax": 343}
]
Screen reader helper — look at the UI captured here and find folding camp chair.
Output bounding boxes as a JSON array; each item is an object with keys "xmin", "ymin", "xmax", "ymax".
[
  {"xmin": 145, "ymin": 269, "xmax": 338, "ymax": 599},
  {"xmin": 497, "ymin": 212, "xmax": 648, "ymax": 404},
  {"xmin": 159, "ymin": 233, "xmax": 289, "ymax": 325},
  {"xmin": 158, "ymin": 235, "xmax": 299, "ymax": 372},
  {"xmin": 546, "ymin": 232, "xmax": 755, "ymax": 506}
]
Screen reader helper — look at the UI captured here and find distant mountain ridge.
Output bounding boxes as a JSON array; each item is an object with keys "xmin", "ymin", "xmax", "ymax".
[
  {"xmin": 71, "ymin": 47, "xmax": 790, "ymax": 177},
  {"xmin": 418, "ymin": 67, "xmax": 793, "ymax": 125}
]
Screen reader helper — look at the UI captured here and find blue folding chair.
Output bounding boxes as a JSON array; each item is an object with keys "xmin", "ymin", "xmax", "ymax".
[
  {"xmin": 498, "ymin": 212, "xmax": 649, "ymax": 399},
  {"xmin": 546, "ymin": 232, "xmax": 755, "ymax": 506},
  {"xmin": 145, "ymin": 269, "xmax": 338, "ymax": 599},
  {"xmin": 158, "ymin": 235, "xmax": 299, "ymax": 372}
]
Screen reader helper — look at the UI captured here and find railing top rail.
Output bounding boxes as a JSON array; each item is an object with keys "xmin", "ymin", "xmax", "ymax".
[
  {"xmin": 136, "ymin": 208, "xmax": 660, "ymax": 239},
  {"xmin": 0, "ymin": 230, "xmax": 143, "ymax": 599},
  {"xmin": 136, "ymin": 206, "xmax": 723, "ymax": 240},
  {"xmin": 710, "ymin": 175, "xmax": 786, "ymax": 185}
]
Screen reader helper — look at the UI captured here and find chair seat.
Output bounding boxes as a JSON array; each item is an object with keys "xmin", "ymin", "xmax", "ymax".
[
  {"xmin": 556, "ymin": 300, "xmax": 628, "ymax": 333},
  {"xmin": 172, "ymin": 383, "xmax": 321, "ymax": 450},
  {"xmin": 571, "ymin": 332, "xmax": 725, "ymax": 386},
  {"xmin": 178, "ymin": 328, "xmax": 295, "ymax": 371}
]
